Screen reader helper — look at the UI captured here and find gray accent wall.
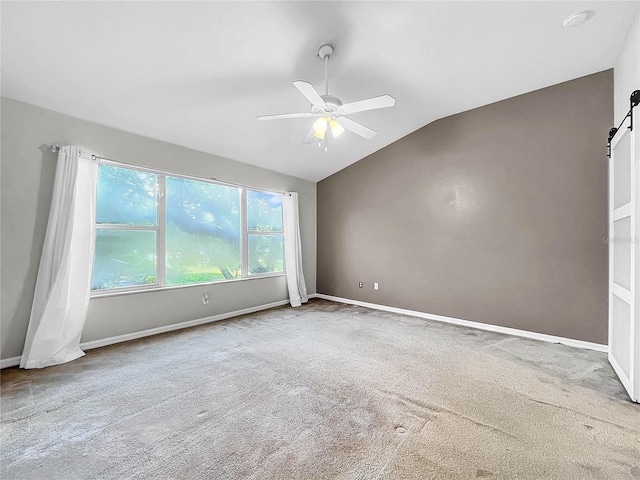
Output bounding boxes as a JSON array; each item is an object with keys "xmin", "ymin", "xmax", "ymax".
[
  {"xmin": 1, "ymin": 97, "xmax": 317, "ymax": 360},
  {"xmin": 317, "ymin": 70, "xmax": 612, "ymax": 344}
]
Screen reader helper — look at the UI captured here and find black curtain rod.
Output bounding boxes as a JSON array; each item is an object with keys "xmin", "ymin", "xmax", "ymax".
[
  {"xmin": 48, "ymin": 146, "xmax": 289, "ymax": 196},
  {"xmin": 607, "ymin": 90, "xmax": 640, "ymax": 158},
  {"xmin": 94, "ymin": 154, "xmax": 289, "ymax": 196}
]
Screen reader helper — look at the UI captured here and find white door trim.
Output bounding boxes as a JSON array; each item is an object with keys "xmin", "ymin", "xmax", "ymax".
[{"xmin": 608, "ymin": 117, "xmax": 638, "ymax": 402}]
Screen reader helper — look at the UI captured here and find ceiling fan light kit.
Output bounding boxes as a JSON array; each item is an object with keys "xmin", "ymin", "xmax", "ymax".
[
  {"xmin": 257, "ymin": 44, "xmax": 396, "ymax": 150},
  {"xmin": 312, "ymin": 117, "xmax": 344, "ymax": 140}
]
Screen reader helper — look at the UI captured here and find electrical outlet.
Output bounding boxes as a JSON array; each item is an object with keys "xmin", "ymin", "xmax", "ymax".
[
  {"xmin": 374, "ymin": 282, "xmax": 379, "ymax": 290},
  {"xmin": 202, "ymin": 292, "xmax": 209, "ymax": 305},
  {"xmin": 358, "ymin": 282, "xmax": 363, "ymax": 288}
]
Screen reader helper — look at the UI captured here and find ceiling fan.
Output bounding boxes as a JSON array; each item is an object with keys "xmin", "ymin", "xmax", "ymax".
[{"xmin": 257, "ymin": 44, "xmax": 395, "ymax": 148}]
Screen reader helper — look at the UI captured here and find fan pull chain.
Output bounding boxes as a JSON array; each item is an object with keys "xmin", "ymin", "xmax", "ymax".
[{"xmin": 318, "ymin": 132, "xmax": 329, "ymax": 152}]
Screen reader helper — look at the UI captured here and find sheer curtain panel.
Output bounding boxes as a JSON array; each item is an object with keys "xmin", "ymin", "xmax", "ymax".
[
  {"xmin": 20, "ymin": 146, "xmax": 99, "ymax": 368},
  {"xmin": 283, "ymin": 192, "xmax": 308, "ymax": 307}
]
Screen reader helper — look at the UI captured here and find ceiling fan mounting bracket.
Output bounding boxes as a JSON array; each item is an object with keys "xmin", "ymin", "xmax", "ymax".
[{"xmin": 318, "ymin": 44, "xmax": 334, "ymax": 60}]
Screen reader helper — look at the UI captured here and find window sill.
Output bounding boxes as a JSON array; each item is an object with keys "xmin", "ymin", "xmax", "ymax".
[{"xmin": 90, "ymin": 272, "xmax": 287, "ymax": 299}]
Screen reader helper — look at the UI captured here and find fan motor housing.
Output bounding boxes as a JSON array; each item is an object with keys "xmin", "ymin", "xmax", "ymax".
[{"xmin": 314, "ymin": 94, "xmax": 341, "ymax": 115}]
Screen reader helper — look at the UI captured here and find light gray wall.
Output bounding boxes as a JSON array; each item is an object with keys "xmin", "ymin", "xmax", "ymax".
[
  {"xmin": 317, "ymin": 70, "xmax": 612, "ymax": 344},
  {"xmin": 614, "ymin": 8, "xmax": 639, "ymax": 125},
  {"xmin": 1, "ymin": 97, "xmax": 316, "ymax": 360}
]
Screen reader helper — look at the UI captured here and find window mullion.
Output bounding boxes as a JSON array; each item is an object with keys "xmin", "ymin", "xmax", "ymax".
[
  {"xmin": 246, "ymin": 231, "xmax": 283, "ymax": 236},
  {"xmin": 241, "ymin": 188, "xmax": 248, "ymax": 278},
  {"xmin": 96, "ymin": 224, "xmax": 157, "ymax": 231},
  {"xmin": 156, "ymin": 174, "xmax": 166, "ymax": 287}
]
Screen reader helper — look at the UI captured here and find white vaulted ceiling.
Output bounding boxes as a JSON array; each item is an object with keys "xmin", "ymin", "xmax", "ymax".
[{"xmin": 1, "ymin": 1, "xmax": 637, "ymax": 181}]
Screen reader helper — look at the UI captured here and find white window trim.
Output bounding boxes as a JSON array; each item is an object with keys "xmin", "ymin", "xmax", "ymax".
[
  {"xmin": 90, "ymin": 272, "xmax": 287, "ymax": 298},
  {"xmin": 91, "ymin": 161, "xmax": 285, "ymax": 297}
]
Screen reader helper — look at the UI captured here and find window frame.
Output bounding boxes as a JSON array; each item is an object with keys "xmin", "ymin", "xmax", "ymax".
[{"xmin": 91, "ymin": 160, "xmax": 285, "ymax": 297}]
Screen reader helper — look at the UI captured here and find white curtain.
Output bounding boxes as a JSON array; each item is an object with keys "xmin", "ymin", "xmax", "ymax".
[
  {"xmin": 20, "ymin": 146, "xmax": 99, "ymax": 369},
  {"xmin": 283, "ymin": 192, "xmax": 308, "ymax": 307}
]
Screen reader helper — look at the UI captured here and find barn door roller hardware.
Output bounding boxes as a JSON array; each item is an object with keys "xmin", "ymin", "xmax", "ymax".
[{"xmin": 608, "ymin": 90, "xmax": 640, "ymax": 158}]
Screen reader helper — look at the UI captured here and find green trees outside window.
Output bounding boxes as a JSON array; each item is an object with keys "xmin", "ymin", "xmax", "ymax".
[
  {"xmin": 92, "ymin": 163, "xmax": 284, "ymax": 292},
  {"xmin": 247, "ymin": 190, "xmax": 284, "ymax": 275},
  {"xmin": 166, "ymin": 177, "xmax": 241, "ymax": 284},
  {"xmin": 92, "ymin": 165, "xmax": 158, "ymax": 290}
]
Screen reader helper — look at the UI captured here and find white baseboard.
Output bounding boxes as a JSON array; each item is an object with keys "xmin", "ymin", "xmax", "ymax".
[
  {"xmin": 80, "ymin": 299, "xmax": 291, "ymax": 350},
  {"xmin": 314, "ymin": 294, "xmax": 608, "ymax": 353},
  {"xmin": 0, "ymin": 356, "xmax": 21, "ymax": 369},
  {"xmin": 3, "ymin": 293, "xmax": 604, "ymax": 369},
  {"xmin": 0, "ymin": 299, "xmax": 292, "ymax": 369}
]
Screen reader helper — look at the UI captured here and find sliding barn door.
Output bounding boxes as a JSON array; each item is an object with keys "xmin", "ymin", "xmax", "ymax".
[{"xmin": 608, "ymin": 117, "xmax": 639, "ymax": 403}]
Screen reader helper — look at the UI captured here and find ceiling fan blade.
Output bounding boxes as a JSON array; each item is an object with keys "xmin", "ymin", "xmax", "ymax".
[
  {"xmin": 303, "ymin": 126, "xmax": 316, "ymax": 144},
  {"xmin": 293, "ymin": 81, "xmax": 325, "ymax": 107},
  {"xmin": 339, "ymin": 117, "xmax": 377, "ymax": 139},
  {"xmin": 257, "ymin": 112, "xmax": 313, "ymax": 121},
  {"xmin": 340, "ymin": 94, "xmax": 396, "ymax": 114}
]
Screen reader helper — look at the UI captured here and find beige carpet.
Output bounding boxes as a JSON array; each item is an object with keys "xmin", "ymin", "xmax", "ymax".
[{"xmin": 1, "ymin": 299, "xmax": 639, "ymax": 479}]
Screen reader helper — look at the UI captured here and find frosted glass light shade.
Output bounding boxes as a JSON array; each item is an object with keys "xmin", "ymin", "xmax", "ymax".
[
  {"xmin": 330, "ymin": 119, "xmax": 345, "ymax": 138},
  {"xmin": 313, "ymin": 117, "xmax": 329, "ymax": 139}
]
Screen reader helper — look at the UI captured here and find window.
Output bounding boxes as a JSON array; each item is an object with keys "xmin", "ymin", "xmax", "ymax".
[
  {"xmin": 92, "ymin": 162, "xmax": 284, "ymax": 292},
  {"xmin": 93, "ymin": 165, "xmax": 159, "ymax": 290},
  {"xmin": 166, "ymin": 177, "xmax": 241, "ymax": 285},
  {"xmin": 246, "ymin": 190, "xmax": 284, "ymax": 275}
]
